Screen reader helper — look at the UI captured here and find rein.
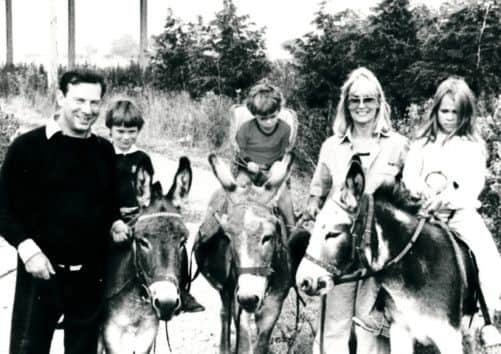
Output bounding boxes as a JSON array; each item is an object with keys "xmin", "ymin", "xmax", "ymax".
[
  {"xmin": 305, "ymin": 194, "xmax": 427, "ymax": 284},
  {"xmin": 113, "ymin": 212, "xmax": 183, "ymax": 314}
]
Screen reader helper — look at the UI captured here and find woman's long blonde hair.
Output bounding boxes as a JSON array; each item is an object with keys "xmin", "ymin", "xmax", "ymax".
[{"xmin": 332, "ymin": 67, "xmax": 393, "ymax": 137}]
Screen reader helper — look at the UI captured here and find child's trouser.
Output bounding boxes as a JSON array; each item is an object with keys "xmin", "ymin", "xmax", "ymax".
[{"xmin": 446, "ymin": 208, "xmax": 501, "ymax": 315}]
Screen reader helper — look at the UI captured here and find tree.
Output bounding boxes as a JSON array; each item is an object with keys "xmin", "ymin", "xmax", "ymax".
[
  {"xmin": 151, "ymin": 11, "xmax": 213, "ymax": 94},
  {"xmin": 358, "ymin": 0, "xmax": 420, "ymax": 120},
  {"xmin": 109, "ymin": 34, "xmax": 139, "ymax": 60},
  {"xmin": 407, "ymin": 0, "xmax": 501, "ymax": 104},
  {"xmin": 285, "ymin": 4, "xmax": 367, "ymax": 108},
  {"xmin": 209, "ymin": 0, "xmax": 271, "ymax": 97},
  {"xmin": 150, "ymin": 1, "xmax": 271, "ymax": 98}
]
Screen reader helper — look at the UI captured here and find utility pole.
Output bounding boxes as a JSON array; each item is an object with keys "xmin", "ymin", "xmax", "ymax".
[
  {"xmin": 48, "ymin": 0, "xmax": 59, "ymax": 92},
  {"xmin": 139, "ymin": 0, "xmax": 148, "ymax": 68},
  {"xmin": 68, "ymin": 0, "xmax": 75, "ymax": 69},
  {"xmin": 6, "ymin": 0, "xmax": 13, "ymax": 65}
]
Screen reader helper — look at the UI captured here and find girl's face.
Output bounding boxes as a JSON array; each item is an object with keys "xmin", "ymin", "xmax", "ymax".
[
  {"xmin": 110, "ymin": 125, "xmax": 140, "ymax": 152},
  {"xmin": 437, "ymin": 93, "xmax": 458, "ymax": 134},
  {"xmin": 347, "ymin": 78, "xmax": 379, "ymax": 127}
]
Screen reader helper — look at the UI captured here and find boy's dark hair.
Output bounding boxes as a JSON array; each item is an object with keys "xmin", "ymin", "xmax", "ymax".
[
  {"xmin": 59, "ymin": 70, "xmax": 107, "ymax": 97},
  {"xmin": 246, "ymin": 83, "xmax": 282, "ymax": 116},
  {"xmin": 105, "ymin": 100, "xmax": 144, "ymax": 130}
]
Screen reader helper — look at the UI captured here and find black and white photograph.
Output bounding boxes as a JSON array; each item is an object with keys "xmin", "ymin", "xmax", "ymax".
[{"xmin": 1, "ymin": 0, "xmax": 501, "ymax": 353}]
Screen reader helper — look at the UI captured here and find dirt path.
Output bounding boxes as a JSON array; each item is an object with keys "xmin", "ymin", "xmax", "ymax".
[{"xmin": 0, "ymin": 152, "xmax": 225, "ymax": 354}]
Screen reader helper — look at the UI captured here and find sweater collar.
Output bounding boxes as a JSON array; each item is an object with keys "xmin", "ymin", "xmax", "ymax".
[{"xmin": 45, "ymin": 112, "xmax": 93, "ymax": 140}]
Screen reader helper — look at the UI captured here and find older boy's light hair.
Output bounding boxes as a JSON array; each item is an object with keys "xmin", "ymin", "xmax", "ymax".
[
  {"xmin": 332, "ymin": 67, "xmax": 393, "ymax": 137},
  {"xmin": 246, "ymin": 83, "xmax": 282, "ymax": 116}
]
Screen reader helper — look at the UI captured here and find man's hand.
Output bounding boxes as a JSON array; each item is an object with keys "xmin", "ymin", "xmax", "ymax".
[
  {"xmin": 25, "ymin": 252, "xmax": 55, "ymax": 280},
  {"xmin": 111, "ymin": 219, "xmax": 130, "ymax": 243}
]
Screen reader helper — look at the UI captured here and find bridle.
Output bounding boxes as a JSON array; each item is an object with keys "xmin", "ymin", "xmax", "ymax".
[
  {"xmin": 304, "ymin": 194, "xmax": 426, "ymax": 284},
  {"xmin": 303, "ymin": 193, "xmax": 425, "ymax": 354},
  {"xmin": 215, "ymin": 199, "xmax": 287, "ymax": 353},
  {"xmin": 216, "ymin": 200, "xmax": 284, "ymax": 279},
  {"xmin": 126, "ymin": 212, "xmax": 184, "ymax": 318}
]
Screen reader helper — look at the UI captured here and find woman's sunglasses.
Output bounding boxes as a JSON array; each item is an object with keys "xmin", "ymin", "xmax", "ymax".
[{"xmin": 347, "ymin": 96, "xmax": 379, "ymax": 108}]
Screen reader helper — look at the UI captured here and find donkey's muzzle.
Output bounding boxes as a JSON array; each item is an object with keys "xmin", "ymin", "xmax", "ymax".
[
  {"xmin": 237, "ymin": 294, "xmax": 260, "ymax": 313},
  {"xmin": 150, "ymin": 281, "xmax": 180, "ymax": 321},
  {"xmin": 299, "ymin": 277, "xmax": 314, "ymax": 295}
]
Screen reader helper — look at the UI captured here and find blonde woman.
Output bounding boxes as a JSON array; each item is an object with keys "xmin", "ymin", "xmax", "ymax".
[{"xmin": 303, "ymin": 67, "xmax": 408, "ymax": 354}]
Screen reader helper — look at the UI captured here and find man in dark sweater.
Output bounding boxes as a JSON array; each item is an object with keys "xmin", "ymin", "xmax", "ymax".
[{"xmin": 0, "ymin": 70, "xmax": 129, "ymax": 354}]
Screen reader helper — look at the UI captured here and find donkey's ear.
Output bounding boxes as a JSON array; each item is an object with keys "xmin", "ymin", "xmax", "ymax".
[
  {"xmin": 345, "ymin": 155, "xmax": 365, "ymax": 198},
  {"xmin": 135, "ymin": 164, "xmax": 153, "ymax": 208},
  {"xmin": 151, "ymin": 181, "xmax": 163, "ymax": 202},
  {"xmin": 167, "ymin": 156, "xmax": 192, "ymax": 207},
  {"xmin": 265, "ymin": 153, "xmax": 294, "ymax": 190},
  {"xmin": 208, "ymin": 154, "xmax": 237, "ymax": 192}
]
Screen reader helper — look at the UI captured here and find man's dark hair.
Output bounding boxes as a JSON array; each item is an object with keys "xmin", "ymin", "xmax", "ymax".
[{"xmin": 58, "ymin": 70, "xmax": 107, "ymax": 97}]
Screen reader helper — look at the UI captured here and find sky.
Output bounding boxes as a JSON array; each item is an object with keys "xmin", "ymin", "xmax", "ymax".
[{"xmin": 0, "ymin": 0, "xmax": 443, "ymax": 65}]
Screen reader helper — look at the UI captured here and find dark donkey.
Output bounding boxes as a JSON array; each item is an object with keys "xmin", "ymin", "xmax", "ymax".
[
  {"xmin": 100, "ymin": 157, "xmax": 193, "ymax": 354},
  {"xmin": 194, "ymin": 153, "xmax": 303, "ymax": 354},
  {"xmin": 296, "ymin": 156, "xmax": 483, "ymax": 353}
]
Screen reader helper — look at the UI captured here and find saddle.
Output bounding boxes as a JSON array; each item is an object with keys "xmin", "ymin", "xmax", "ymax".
[{"xmin": 429, "ymin": 216, "xmax": 479, "ymax": 315}]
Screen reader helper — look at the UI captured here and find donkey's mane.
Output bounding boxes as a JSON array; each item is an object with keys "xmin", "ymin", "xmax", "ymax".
[{"xmin": 373, "ymin": 181, "xmax": 423, "ymax": 215}]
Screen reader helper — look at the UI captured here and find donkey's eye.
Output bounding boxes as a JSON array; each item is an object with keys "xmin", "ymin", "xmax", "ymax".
[
  {"xmin": 325, "ymin": 232, "xmax": 341, "ymax": 240},
  {"xmin": 137, "ymin": 237, "xmax": 152, "ymax": 250},
  {"xmin": 261, "ymin": 234, "xmax": 273, "ymax": 244}
]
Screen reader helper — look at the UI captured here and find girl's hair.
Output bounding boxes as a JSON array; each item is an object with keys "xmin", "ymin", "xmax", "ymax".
[
  {"xmin": 246, "ymin": 83, "xmax": 282, "ymax": 116},
  {"xmin": 105, "ymin": 99, "xmax": 144, "ymax": 129},
  {"xmin": 417, "ymin": 77, "xmax": 482, "ymax": 144},
  {"xmin": 333, "ymin": 67, "xmax": 393, "ymax": 137}
]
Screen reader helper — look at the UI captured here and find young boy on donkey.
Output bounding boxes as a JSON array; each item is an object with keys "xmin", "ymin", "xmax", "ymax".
[
  {"xmin": 231, "ymin": 83, "xmax": 297, "ymax": 230},
  {"xmin": 105, "ymin": 99, "xmax": 204, "ymax": 313},
  {"xmin": 194, "ymin": 83, "xmax": 298, "ymax": 285}
]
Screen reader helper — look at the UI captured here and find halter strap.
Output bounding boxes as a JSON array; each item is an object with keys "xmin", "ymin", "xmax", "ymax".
[
  {"xmin": 137, "ymin": 212, "xmax": 182, "ymax": 222},
  {"xmin": 306, "ymin": 194, "xmax": 428, "ymax": 284}
]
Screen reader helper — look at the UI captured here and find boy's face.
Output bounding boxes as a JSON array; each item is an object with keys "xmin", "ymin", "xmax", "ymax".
[
  {"xmin": 110, "ymin": 125, "xmax": 140, "ymax": 152},
  {"xmin": 255, "ymin": 111, "xmax": 280, "ymax": 132}
]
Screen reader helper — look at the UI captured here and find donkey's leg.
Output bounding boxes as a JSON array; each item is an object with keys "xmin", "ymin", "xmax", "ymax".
[
  {"xmin": 232, "ymin": 296, "xmax": 252, "ymax": 354},
  {"xmin": 102, "ymin": 321, "xmax": 136, "ymax": 354},
  {"xmin": 254, "ymin": 294, "xmax": 286, "ymax": 354},
  {"xmin": 220, "ymin": 290, "xmax": 233, "ymax": 354},
  {"xmin": 430, "ymin": 325, "xmax": 462, "ymax": 354},
  {"xmin": 134, "ymin": 316, "xmax": 160, "ymax": 354},
  {"xmin": 389, "ymin": 324, "xmax": 414, "ymax": 354}
]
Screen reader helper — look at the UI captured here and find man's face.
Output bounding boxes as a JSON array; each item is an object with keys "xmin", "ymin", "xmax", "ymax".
[{"xmin": 57, "ymin": 82, "xmax": 102, "ymax": 137}]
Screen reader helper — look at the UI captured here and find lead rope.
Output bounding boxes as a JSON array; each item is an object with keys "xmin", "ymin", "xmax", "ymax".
[
  {"xmin": 165, "ymin": 321, "xmax": 173, "ymax": 352},
  {"xmin": 319, "ymin": 294, "xmax": 327, "ymax": 354}
]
